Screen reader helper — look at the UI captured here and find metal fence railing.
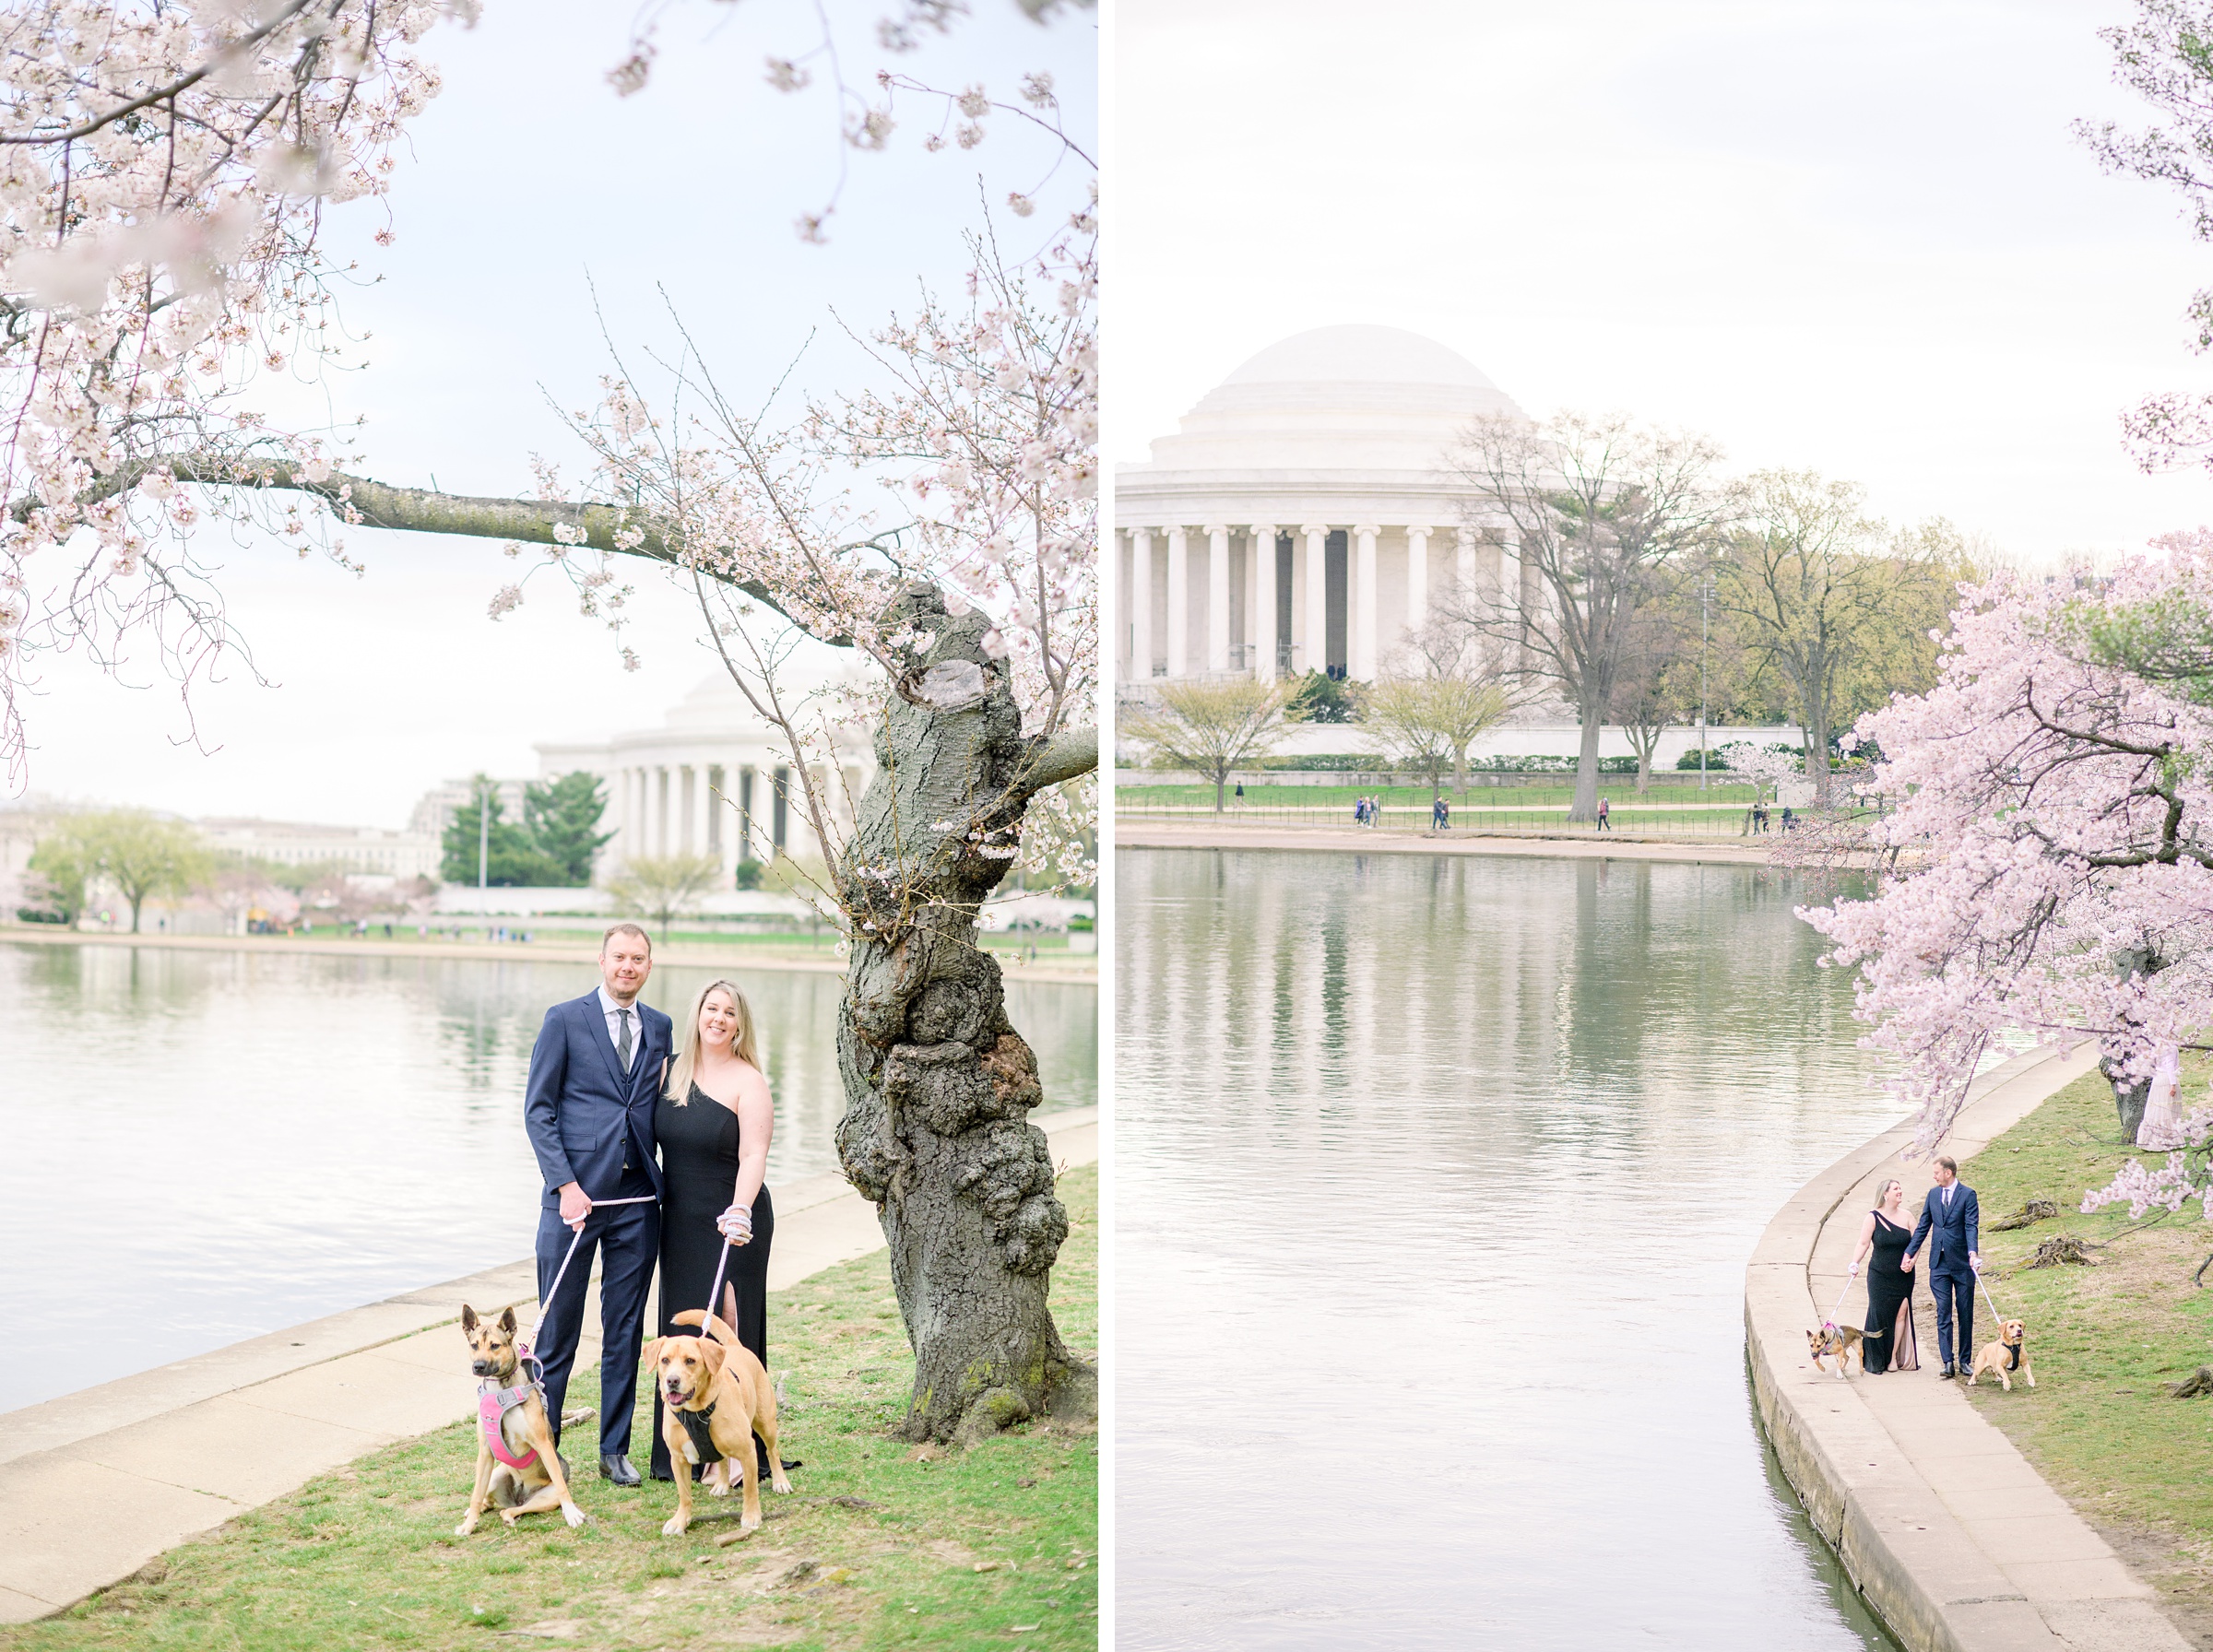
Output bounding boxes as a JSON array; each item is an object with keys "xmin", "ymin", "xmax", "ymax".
[{"xmin": 1117, "ymin": 785, "xmax": 1872, "ymax": 844}]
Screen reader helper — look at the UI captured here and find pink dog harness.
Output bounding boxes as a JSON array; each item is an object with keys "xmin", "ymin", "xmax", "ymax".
[{"xmin": 479, "ymin": 1377, "xmax": 542, "ymax": 1470}]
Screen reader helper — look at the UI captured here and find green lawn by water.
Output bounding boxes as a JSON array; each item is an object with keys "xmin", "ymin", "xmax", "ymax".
[{"xmin": 3, "ymin": 1166, "xmax": 1100, "ymax": 1652}]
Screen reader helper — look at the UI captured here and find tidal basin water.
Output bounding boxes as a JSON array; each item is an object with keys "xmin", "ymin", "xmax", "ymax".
[
  {"xmin": 0, "ymin": 941, "xmax": 1095, "ymax": 1415},
  {"xmin": 1118, "ymin": 849, "xmax": 1904, "ymax": 1650}
]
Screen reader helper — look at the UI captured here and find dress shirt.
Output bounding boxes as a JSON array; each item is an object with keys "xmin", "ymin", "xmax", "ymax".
[{"xmin": 597, "ymin": 985, "xmax": 639, "ymax": 1072}]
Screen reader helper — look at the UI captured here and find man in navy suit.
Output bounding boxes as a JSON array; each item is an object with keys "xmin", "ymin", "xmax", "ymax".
[
  {"xmin": 1904, "ymin": 1153, "xmax": 1981, "ymax": 1379},
  {"xmin": 523, "ymin": 922, "xmax": 670, "ymax": 1485}
]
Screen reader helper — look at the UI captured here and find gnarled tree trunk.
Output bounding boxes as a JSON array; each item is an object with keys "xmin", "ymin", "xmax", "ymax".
[{"xmin": 834, "ymin": 583, "xmax": 1096, "ymax": 1445}]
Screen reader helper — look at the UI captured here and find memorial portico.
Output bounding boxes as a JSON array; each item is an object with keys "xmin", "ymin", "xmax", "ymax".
[{"xmin": 1117, "ymin": 325, "xmax": 1532, "ymax": 686}]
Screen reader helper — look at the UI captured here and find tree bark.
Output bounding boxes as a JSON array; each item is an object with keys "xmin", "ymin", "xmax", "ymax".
[
  {"xmin": 833, "ymin": 582, "xmax": 1094, "ymax": 1445},
  {"xmin": 2104, "ymin": 1054, "xmax": 2153, "ymax": 1145},
  {"xmin": 1570, "ymin": 689, "xmax": 1604, "ymax": 821}
]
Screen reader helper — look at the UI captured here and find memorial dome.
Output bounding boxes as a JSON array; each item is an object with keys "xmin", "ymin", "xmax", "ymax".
[{"xmin": 1129, "ymin": 324, "xmax": 1526, "ymax": 478}]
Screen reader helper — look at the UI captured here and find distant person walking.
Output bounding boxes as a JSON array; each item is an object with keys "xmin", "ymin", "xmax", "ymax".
[
  {"xmin": 1432, "ymin": 796, "xmax": 1449, "ymax": 831},
  {"xmin": 1780, "ymin": 806, "xmax": 1795, "ymax": 832},
  {"xmin": 1848, "ymin": 1177, "xmax": 1919, "ymax": 1375},
  {"xmin": 1596, "ymin": 796, "xmax": 1611, "ymax": 832},
  {"xmin": 1904, "ymin": 1155, "xmax": 1981, "ymax": 1378},
  {"xmin": 523, "ymin": 922, "xmax": 670, "ymax": 1486}
]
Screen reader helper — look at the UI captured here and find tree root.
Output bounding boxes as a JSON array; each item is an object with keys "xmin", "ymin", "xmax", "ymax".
[
  {"xmin": 1989, "ymin": 1198, "xmax": 2060, "ymax": 1232},
  {"xmin": 2170, "ymin": 1366, "xmax": 2213, "ymax": 1398},
  {"xmin": 2022, "ymin": 1233, "xmax": 2101, "ymax": 1268}
]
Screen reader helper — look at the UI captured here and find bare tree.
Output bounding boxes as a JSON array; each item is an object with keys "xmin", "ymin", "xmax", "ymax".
[
  {"xmin": 1439, "ymin": 413, "xmax": 1723, "ymax": 820},
  {"xmin": 1711, "ymin": 471, "xmax": 1957, "ymax": 807},
  {"xmin": 607, "ymin": 852, "xmax": 725, "ymax": 941},
  {"xmin": 1363, "ymin": 674, "xmax": 1513, "ymax": 808},
  {"xmin": 1607, "ymin": 596, "xmax": 1696, "ymax": 793},
  {"xmin": 1122, "ymin": 677, "xmax": 1297, "ymax": 813}
]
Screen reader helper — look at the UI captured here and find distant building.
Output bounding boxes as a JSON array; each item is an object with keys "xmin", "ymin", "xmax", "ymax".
[
  {"xmin": 537, "ymin": 673, "xmax": 872, "ymax": 883},
  {"xmin": 197, "ymin": 817, "xmax": 441, "ymax": 880},
  {"xmin": 1118, "ymin": 324, "xmax": 1528, "ymax": 686},
  {"xmin": 407, "ymin": 777, "xmax": 530, "ymax": 844}
]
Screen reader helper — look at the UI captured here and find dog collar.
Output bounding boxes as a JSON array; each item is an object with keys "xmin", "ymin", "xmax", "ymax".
[{"xmin": 676, "ymin": 1397, "xmax": 723, "ymax": 1464}]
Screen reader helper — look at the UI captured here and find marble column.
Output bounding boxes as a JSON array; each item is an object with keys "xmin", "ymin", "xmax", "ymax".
[
  {"xmin": 1252, "ymin": 522, "xmax": 1279, "ymax": 680},
  {"xmin": 1301, "ymin": 524, "xmax": 1329, "ymax": 676},
  {"xmin": 1354, "ymin": 524, "xmax": 1379, "ymax": 680},
  {"xmin": 1205, "ymin": 524, "xmax": 1231, "ymax": 673},
  {"xmin": 1457, "ymin": 525, "xmax": 1478, "ymax": 600},
  {"xmin": 1130, "ymin": 527, "xmax": 1153, "ymax": 681},
  {"xmin": 1166, "ymin": 525, "xmax": 1190, "ymax": 679},
  {"xmin": 1406, "ymin": 525, "xmax": 1431, "ymax": 634}
]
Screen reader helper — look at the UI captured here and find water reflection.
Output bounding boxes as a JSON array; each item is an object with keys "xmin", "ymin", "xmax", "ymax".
[
  {"xmin": 1117, "ymin": 849, "xmax": 1898, "ymax": 1650},
  {"xmin": 0, "ymin": 942, "xmax": 1094, "ymax": 1414}
]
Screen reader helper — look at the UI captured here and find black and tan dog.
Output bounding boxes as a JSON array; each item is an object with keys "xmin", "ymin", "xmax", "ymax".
[
  {"xmin": 1807, "ymin": 1322, "xmax": 1866, "ymax": 1378},
  {"xmin": 1967, "ymin": 1317, "xmax": 2035, "ymax": 1392},
  {"xmin": 456, "ymin": 1304, "xmax": 586, "ymax": 1536},
  {"xmin": 647, "ymin": 1308, "xmax": 792, "ymax": 1538}
]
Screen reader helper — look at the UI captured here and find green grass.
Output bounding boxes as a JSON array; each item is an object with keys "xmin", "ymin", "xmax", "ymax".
[
  {"xmin": 1956, "ymin": 1070, "xmax": 2213, "ymax": 1616},
  {"xmin": 4, "ymin": 1166, "xmax": 1099, "ymax": 1652}
]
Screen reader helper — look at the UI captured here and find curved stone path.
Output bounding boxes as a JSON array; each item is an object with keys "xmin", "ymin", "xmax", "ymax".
[{"xmin": 1747, "ymin": 1047, "xmax": 2189, "ymax": 1651}]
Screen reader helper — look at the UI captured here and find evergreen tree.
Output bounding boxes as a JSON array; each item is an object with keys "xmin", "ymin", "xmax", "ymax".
[
  {"xmin": 439, "ymin": 779, "xmax": 555, "ymax": 886},
  {"xmin": 523, "ymin": 771, "xmax": 614, "ymax": 887}
]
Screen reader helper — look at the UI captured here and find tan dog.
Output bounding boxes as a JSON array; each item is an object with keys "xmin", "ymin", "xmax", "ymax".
[
  {"xmin": 1807, "ymin": 1323, "xmax": 1864, "ymax": 1378},
  {"xmin": 647, "ymin": 1308, "xmax": 792, "ymax": 1537},
  {"xmin": 1967, "ymin": 1318, "xmax": 2035, "ymax": 1391},
  {"xmin": 456, "ymin": 1304, "xmax": 585, "ymax": 1535}
]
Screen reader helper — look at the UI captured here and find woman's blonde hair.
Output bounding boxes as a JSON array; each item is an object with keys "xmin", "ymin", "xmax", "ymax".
[
  {"xmin": 666, "ymin": 978, "xmax": 761, "ymax": 1103},
  {"xmin": 1876, "ymin": 1177, "xmax": 1903, "ymax": 1206}
]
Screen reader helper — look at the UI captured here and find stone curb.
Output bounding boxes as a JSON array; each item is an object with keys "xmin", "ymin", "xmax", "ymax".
[
  {"xmin": 0, "ymin": 1106, "xmax": 1097, "ymax": 1623},
  {"xmin": 1746, "ymin": 1047, "xmax": 2189, "ymax": 1651}
]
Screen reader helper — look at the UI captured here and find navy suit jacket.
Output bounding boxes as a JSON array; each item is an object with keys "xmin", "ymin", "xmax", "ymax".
[
  {"xmin": 524, "ymin": 990, "xmax": 670, "ymax": 1208},
  {"xmin": 1907, "ymin": 1181, "xmax": 1980, "ymax": 1276}
]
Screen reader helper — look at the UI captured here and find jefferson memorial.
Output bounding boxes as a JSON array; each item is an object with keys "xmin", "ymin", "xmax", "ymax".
[
  {"xmin": 1117, "ymin": 324, "xmax": 1531, "ymax": 686},
  {"xmin": 534, "ymin": 673, "xmax": 871, "ymax": 879}
]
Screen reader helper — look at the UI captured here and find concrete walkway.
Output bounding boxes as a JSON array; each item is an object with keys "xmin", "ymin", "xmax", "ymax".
[
  {"xmin": 1746, "ymin": 1047, "xmax": 2191, "ymax": 1651},
  {"xmin": 1120, "ymin": 819, "xmax": 1789, "ymax": 867},
  {"xmin": 0, "ymin": 1107, "xmax": 1096, "ymax": 1623}
]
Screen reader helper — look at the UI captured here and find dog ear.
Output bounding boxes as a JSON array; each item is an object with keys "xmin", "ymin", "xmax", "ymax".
[
  {"xmin": 498, "ymin": 1305, "xmax": 517, "ymax": 1335},
  {"xmin": 701, "ymin": 1340, "xmax": 728, "ymax": 1380},
  {"xmin": 642, "ymin": 1338, "xmax": 664, "ymax": 1370},
  {"xmin": 461, "ymin": 1304, "xmax": 479, "ymax": 1334}
]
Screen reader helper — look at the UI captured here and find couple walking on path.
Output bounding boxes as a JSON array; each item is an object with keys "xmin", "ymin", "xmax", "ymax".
[
  {"xmin": 1848, "ymin": 1155, "xmax": 1982, "ymax": 1377},
  {"xmin": 521, "ymin": 922, "xmax": 783, "ymax": 1487}
]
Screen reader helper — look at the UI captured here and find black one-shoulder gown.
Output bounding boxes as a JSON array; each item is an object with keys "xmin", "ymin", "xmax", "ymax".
[
  {"xmin": 1863, "ymin": 1210, "xmax": 1919, "ymax": 1374},
  {"xmin": 649, "ymin": 1080, "xmax": 775, "ymax": 1481}
]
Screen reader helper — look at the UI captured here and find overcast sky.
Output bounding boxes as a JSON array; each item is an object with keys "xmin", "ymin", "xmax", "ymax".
[
  {"xmin": 17, "ymin": 0, "xmax": 1095, "ymax": 828},
  {"xmin": 1107, "ymin": 0, "xmax": 2213, "ymax": 567}
]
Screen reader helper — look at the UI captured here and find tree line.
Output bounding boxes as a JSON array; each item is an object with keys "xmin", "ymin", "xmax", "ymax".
[{"xmin": 1130, "ymin": 426, "xmax": 1974, "ymax": 819}]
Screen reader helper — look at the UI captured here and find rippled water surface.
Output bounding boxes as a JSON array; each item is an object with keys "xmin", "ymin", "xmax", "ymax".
[
  {"xmin": 0, "ymin": 942, "xmax": 1095, "ymax": 1414},
  {"xmin": 1117, "ymin": 849, "xmax": 1902, "ymax": 1650}
]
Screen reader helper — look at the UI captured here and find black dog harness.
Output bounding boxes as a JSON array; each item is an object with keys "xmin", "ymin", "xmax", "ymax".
[
  {"xmin": 676, "ymin": 1397, "xmax": 723, "ymax": 1464},
  {"xmin": 2006, "ymin": 1339, "xmax": 2022, "ymax": 1372}
]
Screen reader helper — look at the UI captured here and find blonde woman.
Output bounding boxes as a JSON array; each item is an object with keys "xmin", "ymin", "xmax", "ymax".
[
  {"xmin": 1846, "ymin": 1176, "xmax": 1919, "ymax": 1375},
  {"xmin": 649, "ymin": 978, "xmax": 783, "ymax": 1484}
]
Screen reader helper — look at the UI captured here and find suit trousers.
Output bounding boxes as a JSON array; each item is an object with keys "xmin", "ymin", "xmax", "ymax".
[
  {"xmin": 532, "ymin": 1198, "xmax": 660, "ymax": 1457},
  {"xmin": 1930, "ymin": 1267, "xmax": 1974, "ymax": 1370}
]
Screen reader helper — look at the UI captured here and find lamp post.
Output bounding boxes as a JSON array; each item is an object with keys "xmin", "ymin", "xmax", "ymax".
[{"xmin": 1698, "ymin": 576, "xmax": 1714, "ymax": 792}]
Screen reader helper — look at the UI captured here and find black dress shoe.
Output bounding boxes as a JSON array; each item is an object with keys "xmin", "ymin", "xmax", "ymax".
[
  {"xmin": 599, "ymin": 1453, "xmax": 641, "ymax": 1486},
  {"xmin": 1936, "ymin": 1364, "xmax": 1955, "ymax": 1379}
]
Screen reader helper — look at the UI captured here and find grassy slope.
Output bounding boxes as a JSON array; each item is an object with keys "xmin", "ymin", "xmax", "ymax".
[
  {"xmin": 3, "ymin": 1165, "xmax": 1098, "ymax": 1652},
  {"xmin": 1957, "ymin": 1072, "xmax": 2213, "ymax": 1627}
]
